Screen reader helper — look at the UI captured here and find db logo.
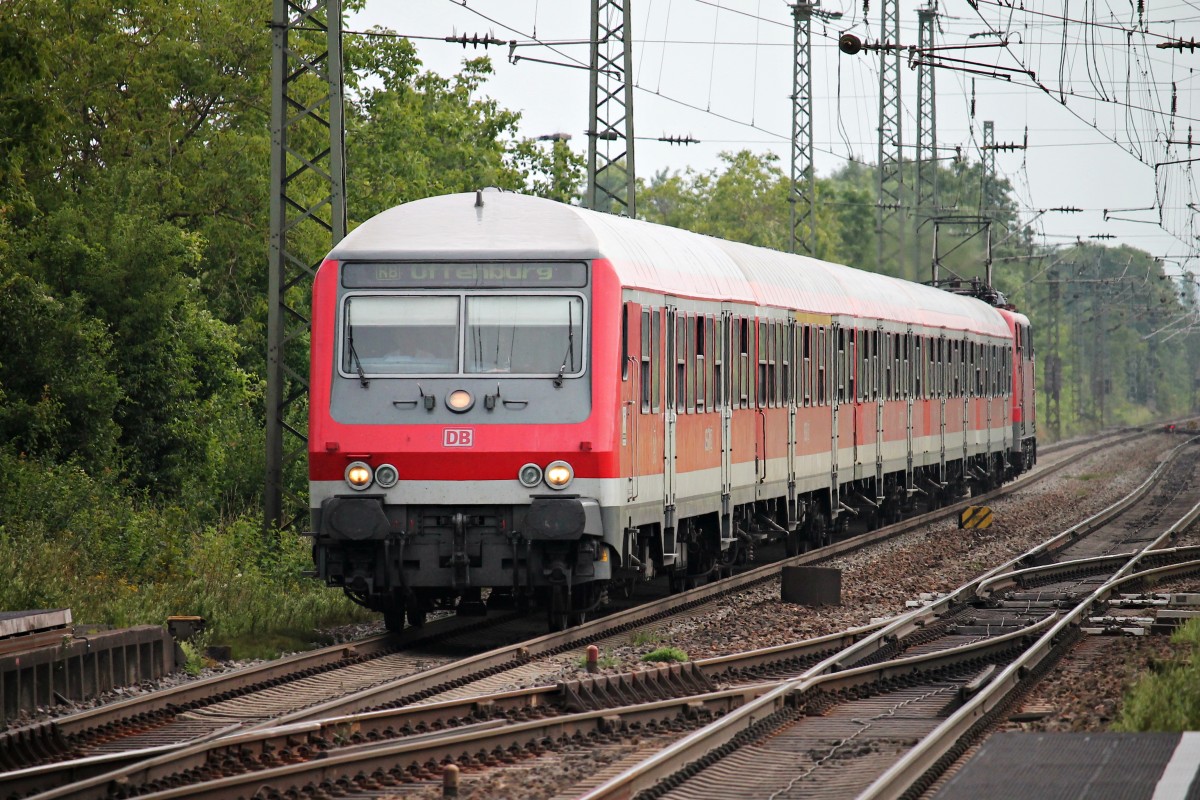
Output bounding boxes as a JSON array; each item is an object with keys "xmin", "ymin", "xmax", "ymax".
[{"xmin": 443, "ymin": 428, "xmax": 474, "ymax": 447}]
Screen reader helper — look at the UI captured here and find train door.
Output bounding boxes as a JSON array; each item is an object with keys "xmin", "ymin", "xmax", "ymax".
[
  {"xmin": 938, "ymin": 335, "xmax": 947, "ymax": 482},
  {"xmin": 830, "ymin": 323, "xmax": 842, "ymax": 522},
  {"xmin": 985, "ymin": 343, "xmax": 994, "ymax": 456},
  {"xmin": 1016, "ymin": 325, "xmax": 1026, "ymax": 441},
  {"xmin": 664, "ymin": 305, "xmax": 678, "ymax": 552},
  {"xmin": 622, "ymin": 303, "xmax": 640, "ymax": 502},
  {"xmin": 875, "ymin": 327, "xmax": 885, "ymax": 496},
  {"xmin": 850, "ymin": 327, "xmax": 860, "ymax": 477},
  {"xmin": 753, "ymin": 319, "xmax": 763, "ymax": 489},
  {"xmin": 906, "ymin": 329, "xmax": 915, "ymax": 492},
  {"xmin": 787, "ymin": 319, "xmax": 797, "ymax": 506},
  {"xmin": 720, "ymin": 309, "xmax": 733, "ymax": 508}
]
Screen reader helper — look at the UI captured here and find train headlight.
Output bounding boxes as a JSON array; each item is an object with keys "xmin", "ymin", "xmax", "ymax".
[
  {"xmin": 544, "ymin": 460, "xmax": 574, "ymax": 490},
  {"xmin": 345, "ymin": 461, "xmax": 373, "ymax": 490},
  {"xmin": 518, "ymin": 463, "xmax": 543, "ymax": 488},
  {"xmin": 375, "ymin": 463, "xmax": 399, "ymax": 488},
  {"xmin": 446, "ymin": 389, "xmax": 474, "ymax": 413}
]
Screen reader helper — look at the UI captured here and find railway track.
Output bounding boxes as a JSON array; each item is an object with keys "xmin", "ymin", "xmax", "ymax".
[
  {"xmin": 578, "ymin": 437, "xmax": 1200, "ymax": 800},
  {"xmin": 0, "ymin": 427, "xmax": 1168, "ymax": 799}
]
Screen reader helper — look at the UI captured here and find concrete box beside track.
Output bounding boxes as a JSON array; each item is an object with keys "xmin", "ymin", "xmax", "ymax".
[{"xmin": 0, "ymin": 625, "xmax": 174, "ymax": 727}]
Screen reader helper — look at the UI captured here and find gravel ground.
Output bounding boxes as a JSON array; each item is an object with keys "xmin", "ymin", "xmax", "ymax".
[{"xmin": 527, "ymin": 434, "xmax": 1174, "ymax": 684}]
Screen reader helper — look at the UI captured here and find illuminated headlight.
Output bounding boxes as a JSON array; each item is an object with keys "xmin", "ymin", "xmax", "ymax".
[
  {"xmin": 544, "ymin": 460, "xmax": 574, "ymax": 490},
  {"xmin": 375, "ymin": 463, "xmax": 399, "ymax": 488},
  {"xmin": 518, "ymin": 463, "xmax": 543, "ymax": 488},
  {"xmin": 446, "ymin": 389, "xmax": 474, "ymax": 413},
  {"xmin": 345, "ymin": 461, "xmax": 373, "ymax": 491}
]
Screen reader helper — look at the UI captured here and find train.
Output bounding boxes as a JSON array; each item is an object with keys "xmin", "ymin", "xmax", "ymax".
[{"xmin": 307, "ymin": 190, "xmax": 1036, "ymax": 631}]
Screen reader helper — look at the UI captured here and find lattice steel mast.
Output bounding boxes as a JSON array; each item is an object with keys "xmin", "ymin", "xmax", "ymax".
[
  {"xmin": 981, "ymin": 119, "xmax": 995, "ymax": 213},
  {"xmin": 266, "ymin": 0, "xmax": 346, "ymax": 532},
  {"xmin": 876, "ymin": 0, "xmax": 905, "ymax": 275},
  {"xmin": 790, "ymin": 3, "xmax": 817, "ymax": 254},
  {"xmin": 914, "ymin": 3, "xmax": 938, "ymax": 226},
  {"xmin": 790, "ymin": 3, "xmax": 841, "ymax": 255},
  {"xmin": 587, "ymin": 0, "xmax": 636, "ymax": 216}
]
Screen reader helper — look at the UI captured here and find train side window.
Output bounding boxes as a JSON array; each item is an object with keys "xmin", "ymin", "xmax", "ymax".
[
  {"xmin": 687, "ymin": 314, "xmax": 698, "ymax": 413},
  {"xmin": 714, "ymin": 316, "xmax": 725, "ymax": 410},
  {"xmin": 934, "ymin": 338, "xmax": 942, "ymax": 398},
  {"xmin": 666, "ymin": 312, "xmax": 675, "ymax": 411},
  {"xmin": 739, "ymin": 317, "xmax": 751, "ymax": 408},
  {"xmin": 777, "ymin": 322, "xmax": 786, "ymax": 406},
  {"xmin": 756, "ymin": 320, "xmax": 767, "ymax": 408},
  {"xmin": 913, "ymin": 335, "xmax": 922, "ymax": 399},
  {"xmin": 701, "ymin": 316, "xmax": 713, "ymax": 412},
  {"xmin": 979, "ymin": 342, "xmax": 986, "ymax": 397},
  {"xmin": 849, "ymin": 329, "xmax": 859, "ymax": 403},
  {"xmin": 781, "ymin": 322, "xmax": 791, "ymax": 406},
  {"xmin": 872, "ymin": 330, "xmax": 881, "ymax": 402},
  {"xmin": 885, "ymin": 332, "xmax": 893, "ymax": 400},
  {"xmin": 959, "ymin": 340, "xmax": 966, "ymax": 399},
  {"xmin": 676, "ymin": 314, "xmax": 687, "ymax": 413},
  {"xmin": 801, "ymin": 325, "xmax": 811, "ymax": 406},
  {"xmin": 622, "ymin": 305, "xmax": 629, "ymax": 381},
  {"xmin": 640, "ymin": 309, "xmax": 651, "ymax": 412},
  {"xmin": 652, "ymin": 309, "xmax": 662, "ymax": 412}
]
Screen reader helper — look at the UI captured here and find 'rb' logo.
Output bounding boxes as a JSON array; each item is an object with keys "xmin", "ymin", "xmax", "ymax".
[{"xmin": 443, "ymin": 428, "xmax": 474, "ymax": 447}]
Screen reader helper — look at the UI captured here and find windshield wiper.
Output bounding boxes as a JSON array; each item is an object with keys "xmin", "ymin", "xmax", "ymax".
[
  {"xmin": 346, "ymin": 302, "xmax": 369, "ymax": 389},
  {"xmin": 554, "ymin": 301, "xmax": 575, "ymax": 388}
]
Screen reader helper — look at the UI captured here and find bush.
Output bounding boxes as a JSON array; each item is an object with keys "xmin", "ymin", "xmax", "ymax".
[
  {"xmin": 0, "ymin": 450, "xmax": 369, "ymax": 646},
  {"xmin": 1112, "ymin": 620, "xmax": 1200, "ymax": 731}
]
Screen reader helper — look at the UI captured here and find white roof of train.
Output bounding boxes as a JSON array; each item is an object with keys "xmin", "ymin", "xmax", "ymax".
[{"xmin": 329, "ymin": 191, "xmax": 1012, "ymax": 337}]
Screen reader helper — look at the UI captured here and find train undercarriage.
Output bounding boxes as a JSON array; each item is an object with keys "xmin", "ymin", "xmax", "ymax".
[{"xmin": 314, "ymin": 442, "xmax": 1035, "ymax": 632}]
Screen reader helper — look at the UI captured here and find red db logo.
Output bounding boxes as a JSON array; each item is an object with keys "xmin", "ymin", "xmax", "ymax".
[{"xmin": 443, "ymin": 428, "xmax": 474, "ymax": 447}]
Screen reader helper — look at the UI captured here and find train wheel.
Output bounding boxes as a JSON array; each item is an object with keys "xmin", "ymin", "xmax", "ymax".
[
  {"xmin": 547, "ymin": 585, "xmax": 570, "ymax": 631},
  {"xmin": 806, "ymin": 508, "xmax": 830, "ymax": 549},
  {"xmin": 406, "ymin": 600, "xmax": 426, "ymax": 628},
  {"xmin": 383, "ymin": 606, "xmax": 405, "ymax": 633},
  {"xmin": 785, "ymin": 528, "xmax": 804, "ymax": 557}
]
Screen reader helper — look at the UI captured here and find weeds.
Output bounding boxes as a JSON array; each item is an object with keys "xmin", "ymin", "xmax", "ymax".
[
  {"xmin": 641, "ymin": 646, "xmax": 688, "ymax": 663},
  {"xmin": 630, "ymin": 629, "xmax": 663, "ymax": 646},
  {"xmin": 1112, "ymin": 620, "xmax": 1200, "ymax": 731}
]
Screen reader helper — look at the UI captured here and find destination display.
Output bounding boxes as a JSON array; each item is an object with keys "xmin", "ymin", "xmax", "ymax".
[{"xmin": 342, "ymin": 261, "xmax": 588, "ymax": 289}]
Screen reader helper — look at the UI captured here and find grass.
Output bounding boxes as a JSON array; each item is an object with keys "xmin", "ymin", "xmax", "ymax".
[
  {"xmin": 630, "ymin": 629, "xmax": 663, "ymax": 646},
  {"xmin": 641, "ymin": 646, "xmax": 689, "ymax": 663},
  {"xmin": 1111, "ymin": 620, "xmax": 1200, "ymax": 731},
  {"xmin": 0, "ymin": 452, "xmax": 373, "ymax": 658}
]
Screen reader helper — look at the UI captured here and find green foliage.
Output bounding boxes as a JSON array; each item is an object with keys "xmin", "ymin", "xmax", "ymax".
[
  {"xmin": 630, "ymin": 629, "xmax": 663, "ymax": 646},
  {"xmin": 1112, "ymin": 620, "xmax": 1200, "ymax": 731},
  {"xmin": 641, "ymin": 646, "xmax": 689, "ymax": 663},
  {"xmin": 0, "ymin": 448, "xmax": 369, "ymax": 639},
  {"xmin": 178, "ymin": 633, "xmax": 211, "ymax": 677},
  {"xmin": 0, "ymin": 265, "xmax": 121, "ymax": 469}
]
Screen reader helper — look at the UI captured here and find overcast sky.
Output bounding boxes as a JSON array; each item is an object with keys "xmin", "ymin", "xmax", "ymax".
[{"xmin": 350, "ymin": 1, "xmax": 1199, "ymax": 277}]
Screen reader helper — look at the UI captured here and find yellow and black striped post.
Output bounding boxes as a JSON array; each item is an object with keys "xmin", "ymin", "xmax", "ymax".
[{"xmin": 960, "ymin": 506, "xmax": 994, "ymax": 530}]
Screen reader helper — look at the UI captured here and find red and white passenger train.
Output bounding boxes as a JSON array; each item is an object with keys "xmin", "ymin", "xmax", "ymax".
[{"xmin": 308, "ymin": 190, "xmax": 1036, "ymax": 630}]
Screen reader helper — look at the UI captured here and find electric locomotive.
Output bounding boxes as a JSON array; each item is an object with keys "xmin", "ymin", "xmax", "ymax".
[{"xmin": 307, "ymin": 189, "xmax": 1036, "ymax": 631}]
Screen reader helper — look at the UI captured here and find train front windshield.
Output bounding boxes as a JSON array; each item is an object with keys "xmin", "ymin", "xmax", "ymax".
[{"xmin": 342, "ymin": 294, "xmax": 585, "ymax": 377}]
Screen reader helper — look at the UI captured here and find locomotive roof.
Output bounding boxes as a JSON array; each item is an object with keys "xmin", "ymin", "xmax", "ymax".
[{"xmin": 330, "ymin": 191, "xmax": 1011, "ymax": 337}]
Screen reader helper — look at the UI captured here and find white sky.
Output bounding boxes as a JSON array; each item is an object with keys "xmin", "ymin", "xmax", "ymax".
[{"xmin": 350, "ymin": 1, "xmax": 1200, "ymax": 277}]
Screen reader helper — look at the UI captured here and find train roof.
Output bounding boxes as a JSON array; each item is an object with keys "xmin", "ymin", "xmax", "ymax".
[{"xmin": 329, "ymin": 191, "xmax": 1011, "ymax": 337}]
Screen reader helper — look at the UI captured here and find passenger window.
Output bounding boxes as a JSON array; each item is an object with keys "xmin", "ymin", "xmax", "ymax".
[
  {"xmin": 640, "ymin": 309, "xmax": 651, "ymax": 412},
  {"xmin": 714, "ymin": 317, "xmax": 725, "ymax": 410},
  {"xmin": 651, "ymin": 310, "xmax": 661, "ymax": 412},
  {"xmin": 740, "ymin": 318, "xmax": 751, "ymax": 408},
  {"xmin": 676, "ymin": 314, "xmax": 687, "ymax": 413}
]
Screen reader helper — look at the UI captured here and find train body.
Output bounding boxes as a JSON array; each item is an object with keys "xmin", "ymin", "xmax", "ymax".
[{"xmin": 308, "ymin": 191, "xmax": 1036, "ymax": 630}]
